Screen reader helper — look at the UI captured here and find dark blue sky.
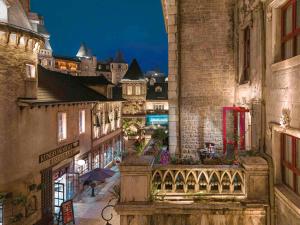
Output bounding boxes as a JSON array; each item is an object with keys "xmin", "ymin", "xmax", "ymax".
[{"xmin": 31, "ymin": 0, "xmax": 168, "ymax": 74}]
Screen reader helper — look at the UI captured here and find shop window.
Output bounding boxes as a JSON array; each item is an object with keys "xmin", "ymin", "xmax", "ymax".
[
  {"xmin": 79, "ymin": 110, "xmax": 85, "ymax": 134},
  {"xmin": 135, "ymin": 85, "xmax": 141, "ymax": 95},
  {"xmin": 93, "ymin": 151, "xmax": 100, "ymax": 169},
  {"xmin": 282, "ymin": 134, "xmax": 300, "ymax": 195},
  {"xmin": 242, "ymin": 26, "xmax": 251, "ymax": 83},
  {"xmin": 282, "ymin": 0, "xmax": 300, "ymax": 60},
  {"xmin": 58, "ymin": 112, "xmax": 67, "ymax": 142},
  {"xmin": 127, "ymin": 85, "xmax": 132, "ymax": 95},
  {"xmin": 26, "ymin": 64, "xmax": 36, "ymax": 79}
]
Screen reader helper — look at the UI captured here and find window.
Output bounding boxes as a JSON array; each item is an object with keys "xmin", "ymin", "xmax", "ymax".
[
  {"xmin": 282, "ymin": 134, "xmax": 300, "ymax": 195},
  {"xmin": 154, "ymin": 104, "xmax": 164, "ymax": 111},
  {"xmin": 135, "ymin": 85, "xmax": 141, "ymax": 95},
  {"xmin": 0, "ymin": 203, "xmax": 3, "ymax": 225},
  {"xmin": 93, "ymin": 113, "xmax": 102, "ymax": 139},
  {"xmin": 282, "ymin": 0, "xmax": 300, "ymax": 60},
  {"xmin": 79, "ymin": 110, "xmax": 85, "ymax": 134},
  {"xmin": 58, "ymin": 112, "xmax": 67, "ymax": 141},
  {"xmin": 127, "ymin": 85, "xmax": 132, "ymax": 95},
  {"xmin": 26, "ymin": 64, "xmax": 36, "ymax": 79},
  {"xmin": 243, "ymin": 26, "xmax": 250, "ymax": 83}
]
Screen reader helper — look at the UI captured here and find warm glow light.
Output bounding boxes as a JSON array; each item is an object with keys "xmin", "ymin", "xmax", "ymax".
[{"xmin": 77, "ymin": 159, "xmax": 85, "ymax": 166}]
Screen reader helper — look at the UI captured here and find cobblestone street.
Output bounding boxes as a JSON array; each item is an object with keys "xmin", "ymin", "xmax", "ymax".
[{"xmin": 74, "ymin": 167, "xmax": 120, "ymax": 225}]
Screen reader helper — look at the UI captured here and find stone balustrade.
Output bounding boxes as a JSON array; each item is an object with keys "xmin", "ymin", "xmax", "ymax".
[
  {"xmin": 118, "ymin": 155, "xmax": 269, "ymax": 203},
  {"xmin": 151, "ymin": 165, "xmax": 246, "ymax": 201}
]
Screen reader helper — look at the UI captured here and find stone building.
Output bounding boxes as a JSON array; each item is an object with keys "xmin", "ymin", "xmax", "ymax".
[
  {"xmin": 116, "ymin": 0, "xmax": 300, "ymax": 225},
  {"xmin": 0, "ymin": 2, "xmax": 123, "ymax": 224}
]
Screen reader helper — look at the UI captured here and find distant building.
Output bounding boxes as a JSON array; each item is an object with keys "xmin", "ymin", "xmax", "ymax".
[{"xmin": 113, "ymin": 59, "xmax": 169, "ymax": 139}]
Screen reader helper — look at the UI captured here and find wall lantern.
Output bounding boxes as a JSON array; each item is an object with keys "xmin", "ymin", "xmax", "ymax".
[
  {"xmin": 280, "ymin": 108, "xmax": 291, "ymax": 129},
  {"xmin": 77, "ymin": 159, "xmax": 86, "ymax": 166}
]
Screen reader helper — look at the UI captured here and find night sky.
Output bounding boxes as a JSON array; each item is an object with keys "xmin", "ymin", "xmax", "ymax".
[{"xmin": 31, "ymin": 0, "xmax": 168, "ymax": 74}]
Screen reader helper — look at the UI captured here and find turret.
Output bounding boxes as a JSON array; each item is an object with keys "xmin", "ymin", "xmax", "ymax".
[{"xmin": 110, "ymin": 50, "xmax": 128, "ymax": 84}]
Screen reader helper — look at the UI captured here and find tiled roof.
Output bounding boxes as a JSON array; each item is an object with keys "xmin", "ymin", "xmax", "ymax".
[
  {"xmin": 146, "ymin": 82, "xmax": 168, "ymax": 100},
  {"xmin": 122, "ymin": 59, "xmax": 144, "ymax": 80},
  {"xmin": 27, "ymin": 66, "xmax": 108, "ymax": 104},
  {"xmin": 73, "ymin": 75, "xmax": 113, "ymax": 85},
  {"xmin": 76, "ymin": 43, "xmax": 93, "ymax": 59}
]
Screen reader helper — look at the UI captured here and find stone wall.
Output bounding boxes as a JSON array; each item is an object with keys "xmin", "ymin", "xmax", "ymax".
[{"xmin": 179, "ymin": 0, "xmax": 236, "ymax": 154}]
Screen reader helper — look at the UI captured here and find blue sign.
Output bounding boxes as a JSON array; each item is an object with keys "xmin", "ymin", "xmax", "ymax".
[{"xmin": 146, "ymin": 115, "xmax": 169, "ymax": 126}]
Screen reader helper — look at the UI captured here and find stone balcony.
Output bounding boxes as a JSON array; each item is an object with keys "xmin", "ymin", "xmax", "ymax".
[{"xmin": 116, "ymin": 155, "xmax": 270, "ymax": 225}]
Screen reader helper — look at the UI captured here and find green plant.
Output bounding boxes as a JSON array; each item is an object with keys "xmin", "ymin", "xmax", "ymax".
[
  {"xmin": 9, "ymin": 213, "xmax": 24, "ymax": 223},
  {"xmin": 135, "ymin": 141, "xmax": 146, "ymax": 155},
  {"xmin": 152, "ymin": 128, "xmax": 168, "ymax": 146}
]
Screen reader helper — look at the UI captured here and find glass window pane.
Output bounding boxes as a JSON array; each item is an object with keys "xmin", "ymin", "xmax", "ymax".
[
  {"xmin": 284, "ymin": 167, "xmax": 294, "ymax": 188},
  {"xmin": 284, "ymin": 39, "xmax": 294, "ymax": 59},
  {"xmin": 284, "ymin": 4, "xmax": 293, "ymax": 35},
  {"xmin": 297, "ymin": 0, "xmax": 300, "ymax": 27},
  {"xmin": 297, "ymin": 139, "xmax": 300, "ymax": 169},
  {"xmin": 285, "ymin": 135, "xmax": 293, "ymax": 163}
]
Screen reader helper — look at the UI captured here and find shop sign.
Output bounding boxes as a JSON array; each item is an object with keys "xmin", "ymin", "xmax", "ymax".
[
  {"xmin": 39, "ymin": 141, "xmax": 80, "ymax": 166},
  {"xmin": 61, "ymin": 200, "xmax": 75, "ymax": 224}
]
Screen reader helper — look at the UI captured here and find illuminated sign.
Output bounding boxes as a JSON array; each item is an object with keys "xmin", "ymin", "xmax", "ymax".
[
  {"xmin": 146, "ymin": 115, "xmax": 168, "ymax": 126},
  {"xmin": 61, "ymin": 200, "xmax": 75, "ymax": 224}
]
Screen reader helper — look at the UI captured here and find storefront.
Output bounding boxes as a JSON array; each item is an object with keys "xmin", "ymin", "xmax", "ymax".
[
  {"xmin": 38, "ymin": 140, "xmax": 80, "ymax": 224},
  {"xmin": 53, "ymin": 163, "xmax": 79, "ymax": 218},
  {"xmin": 91, "ymin": 135, "xmax": 123, "ymax": 169}
]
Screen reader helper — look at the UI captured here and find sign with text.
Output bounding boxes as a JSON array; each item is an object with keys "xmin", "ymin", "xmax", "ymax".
[
  {"xmin": 39, "ymin": 141, "xmax": 80, "ymax": 166},
  {"xmin": 61, "ymin": 200, "xmax": 75, "ymax": 225}
]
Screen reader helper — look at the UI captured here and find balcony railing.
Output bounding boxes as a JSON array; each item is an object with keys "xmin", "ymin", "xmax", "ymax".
[{"xmin": 151, "ymin": 165, "xmax": 246, "ymax": 201}]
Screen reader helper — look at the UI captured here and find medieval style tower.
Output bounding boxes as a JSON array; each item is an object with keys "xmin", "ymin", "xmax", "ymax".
[{"xmin": 110, "ymin": 50, "xmax": 128, "ymax": 84}]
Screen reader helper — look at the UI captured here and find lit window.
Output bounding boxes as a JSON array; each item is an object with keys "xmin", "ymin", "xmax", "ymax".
[
  {"xmin": 79, "ymin": 110, "xmax": 86, "ymax": 134},
  {"xmin": 0, "ymin": 0, "xmax": 8, "ymax": 22},
  {"xmin": 127, "ymin": 85, "xmax": 132, "ymax": 95},
  {"xmin": 155, "ymin": 86, "xmax": 162, "ymax": 92},
  {"xmin": 282, "ymin": 0, "xmax": 300, "ymax": 60},
  {"xmin": 58, "ymin": 112, "xmax": 67, "ymax": 141},
  {"xmin": 26, "ymin": 64, "xmax": 36, "ymax": 79},
  {"xmin": 135, "ymin": 85, "xmax": 141, "ymax": 95},
  {"xmin": 282, "ymin": 134, "xmax": 300, "ymax": 195},
  {"xmin": 154, "ymin": 104, "xmax": 164, "ymax": 111}
]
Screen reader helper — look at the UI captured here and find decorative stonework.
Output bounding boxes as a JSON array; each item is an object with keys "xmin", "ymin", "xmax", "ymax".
[{"xmin": 0, "ymin": 23, "xmax": 44, "ymax": 52}]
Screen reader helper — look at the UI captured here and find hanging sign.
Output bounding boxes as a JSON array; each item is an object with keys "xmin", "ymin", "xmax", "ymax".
[
  {"xmin": 61, "ymin": 200, "xmax": 75, "ymax": 225},
  {"xmin": 39, "ymin": 141, "xmax": 80, "ymax": 166}
]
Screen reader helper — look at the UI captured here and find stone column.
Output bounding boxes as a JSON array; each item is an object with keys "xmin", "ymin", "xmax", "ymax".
[
  {"xmin": 119, "ymin": 155, "xmax": 154, "ymax": 202},
  {"xmin": 241, "ymin": 156, "xmax": 269, "ymax": 201}
]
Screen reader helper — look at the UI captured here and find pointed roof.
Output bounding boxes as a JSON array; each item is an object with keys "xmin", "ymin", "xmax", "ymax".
[
  {"xmin": 76, "ymin": 43, "xmax": 92, "ymax": 59},
  {"xmin": 122, "ymin": 59, "xmax": 144, "ymax": 80},
  {"xmin": 113, "ymin": 50, "xmax": 126, "ymax": 63}
]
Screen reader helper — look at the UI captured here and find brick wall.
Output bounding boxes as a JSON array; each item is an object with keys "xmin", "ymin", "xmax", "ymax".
[{"xmin": 178, "ymin": 0, "xmax": 235, "ymax": 154}]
